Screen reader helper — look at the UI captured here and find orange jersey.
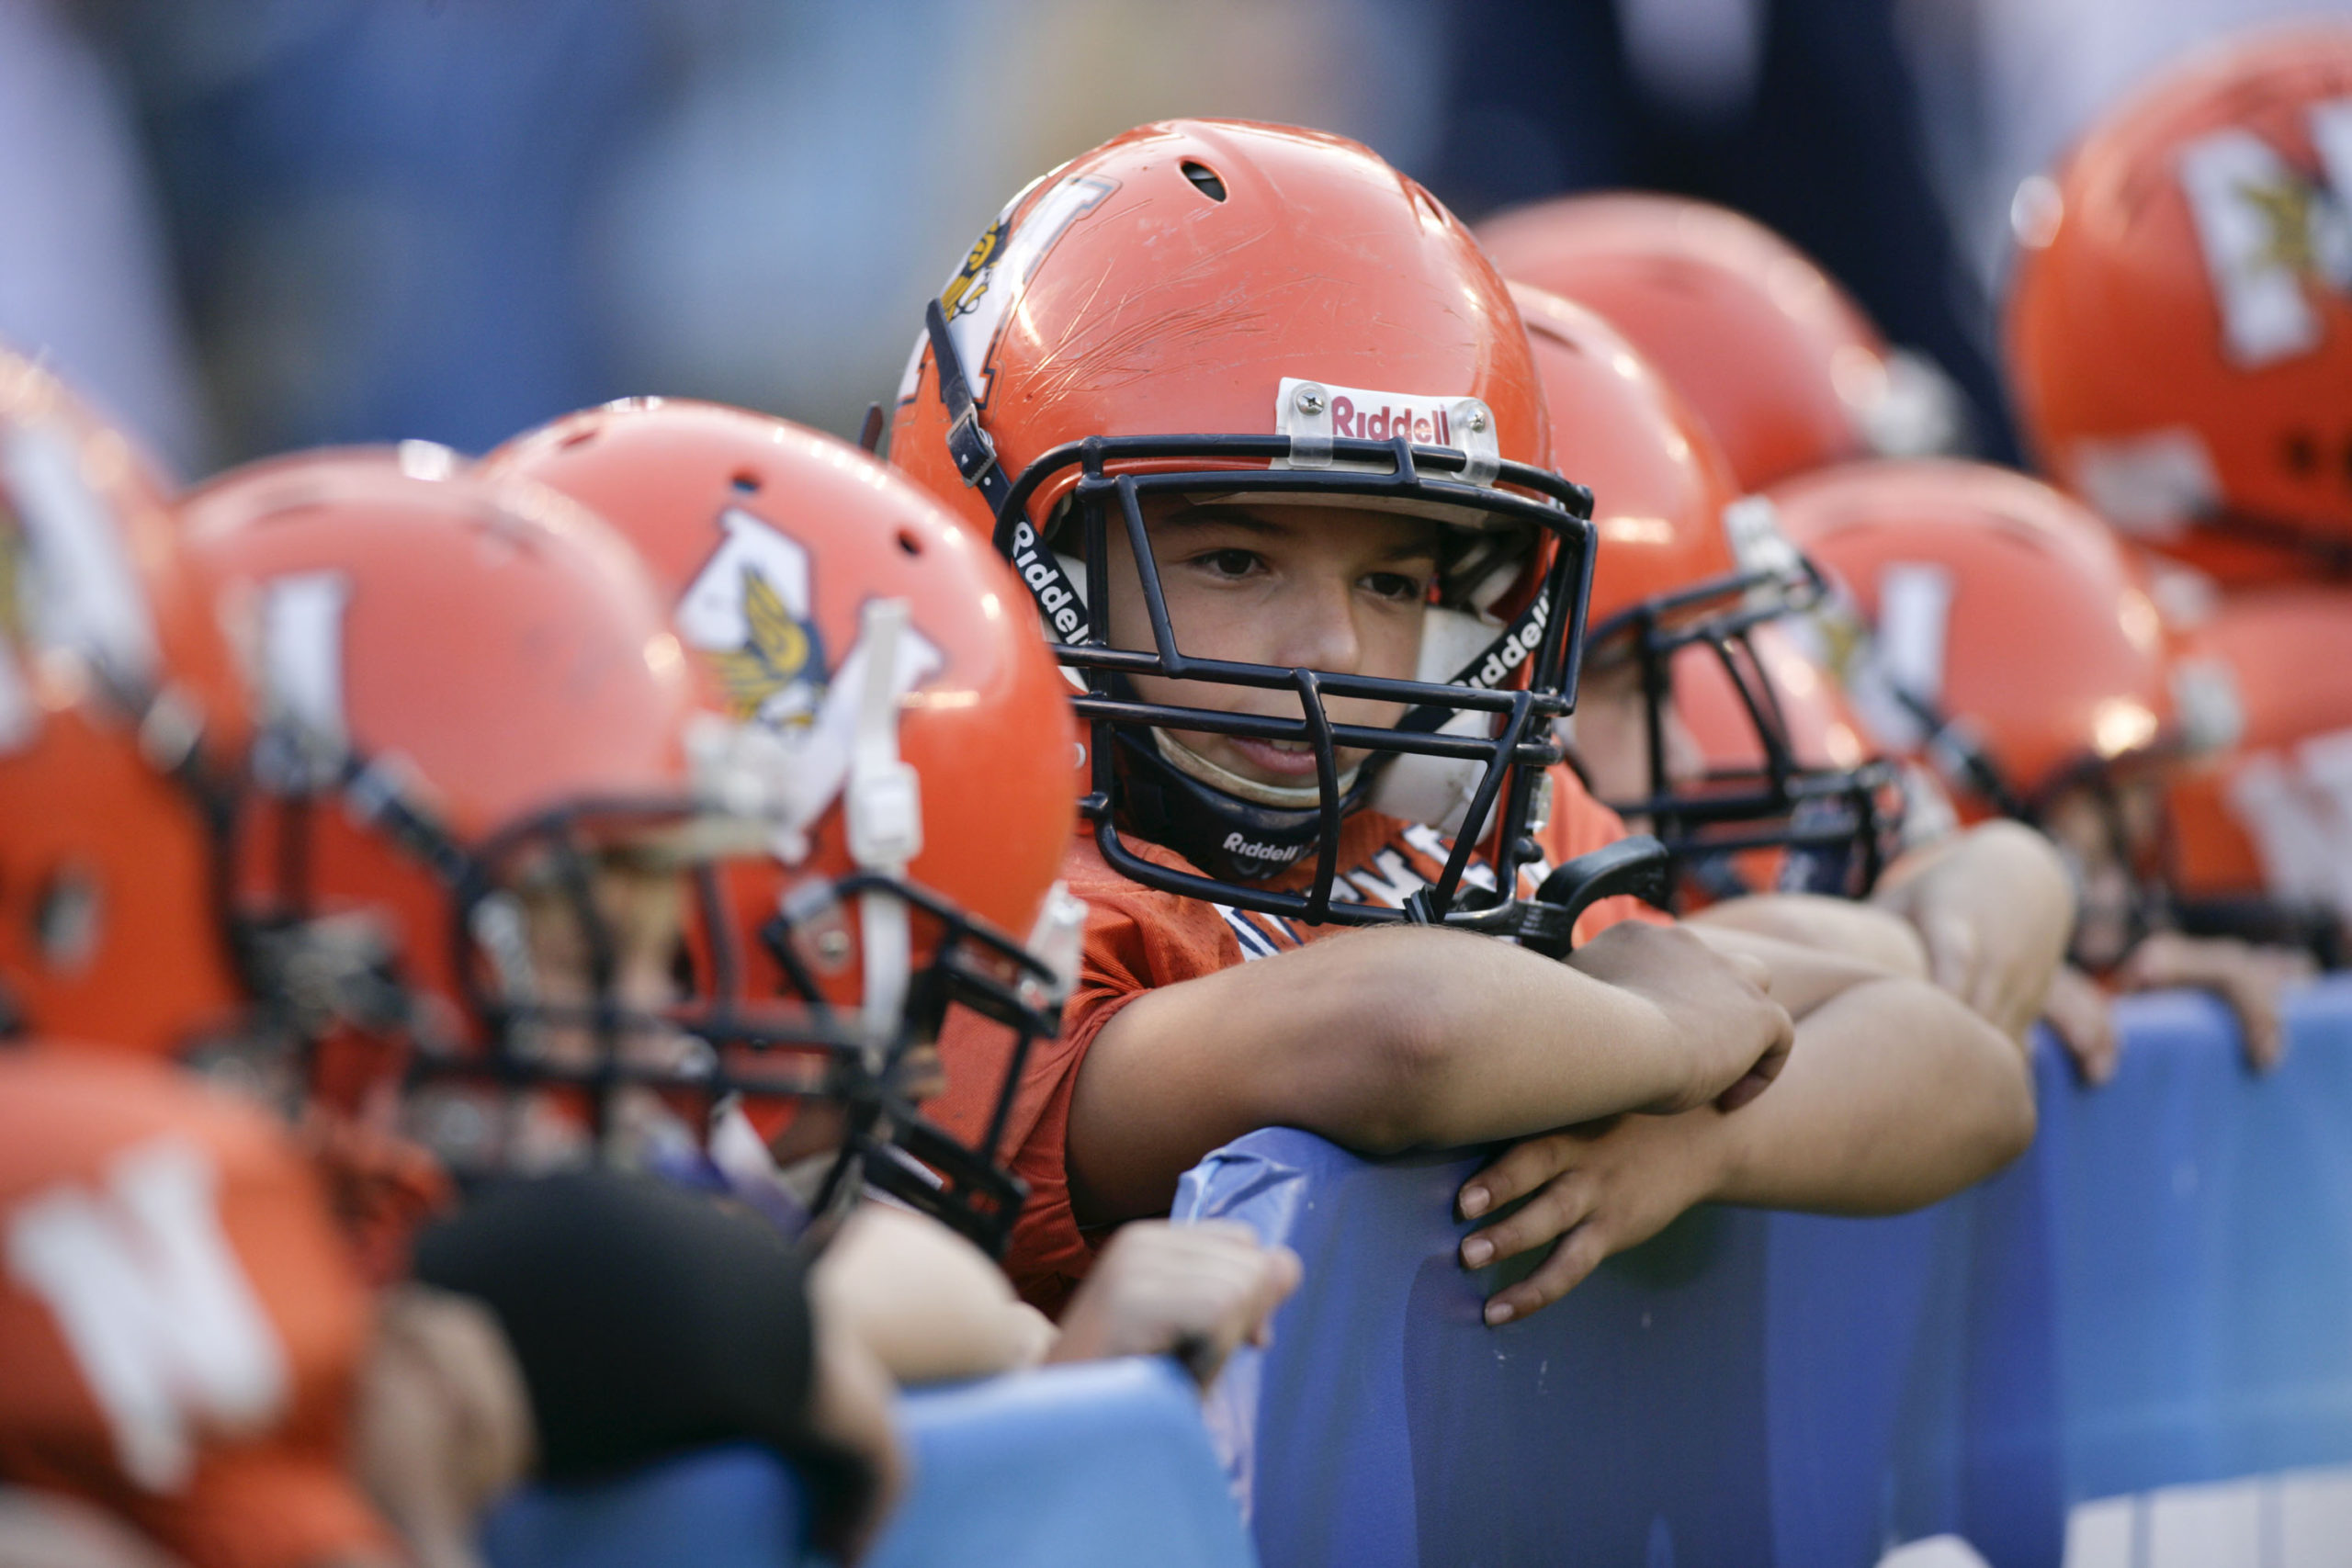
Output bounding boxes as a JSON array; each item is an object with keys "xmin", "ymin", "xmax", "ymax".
[
  {"xmin": 933, "ymin": 764, "xmax": 1661, "ymax": 1314},
  {"xmin": 0, "ymin": 1049, "xmax": 395, "ymax": 1568}
]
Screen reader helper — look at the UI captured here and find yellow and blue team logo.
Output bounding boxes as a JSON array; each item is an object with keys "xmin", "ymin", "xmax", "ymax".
[{"xmin": 675, "ymin": 509, "xmax": 831, "ymax": 729}]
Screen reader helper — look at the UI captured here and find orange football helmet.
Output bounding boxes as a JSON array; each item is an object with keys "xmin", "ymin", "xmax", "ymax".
[
  {"xmin": 1769, "ymin": 459, "xmax": 2214, "ymax": 818},
  {"xmin": 1479, "ymin": 193, "xmax": 1965, "ymax": 493},
  {"xmin": 2165, "ymin": 585, "xmax": 2352, "ymax": 948},
  {"xmin": 888, "ymin": 119, "xmax": 1597, "ymax": 933},
  {"xmin": 0, "ymin": 348, "xmax": 254, "ymax": 1056},
  {"xmin": 484, "ymin": 399, "xmax": 1083, "ymax": 1251},
  {"xmin": 1513, "ymin": 282, "xmax": 1901, "ymax": 901},
  {"xmin": 0, "ymin": 1047, "xmax": 390, "ymax": 1568},
  {"xmin": 178, "ymin": 449, "xmax": 804, "ymax": 1183},
  {"xmin": 2007, "ymin": 24, "xmax": 2352, "ymax": 585}
]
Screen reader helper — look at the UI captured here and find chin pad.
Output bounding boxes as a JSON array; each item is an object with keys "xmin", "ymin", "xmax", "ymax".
[{"xmin": 1370, "ymin": 607, "xmax": 1508, "ymax": 837}]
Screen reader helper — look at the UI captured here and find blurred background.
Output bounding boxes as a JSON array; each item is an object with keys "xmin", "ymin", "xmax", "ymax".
[{"xmin": 4, "ymin": 0, "xmax": 2343, "ymax": 481}]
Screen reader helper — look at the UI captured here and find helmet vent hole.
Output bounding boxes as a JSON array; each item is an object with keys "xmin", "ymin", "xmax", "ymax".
[
  {"xmin": 897, "ymin": 529, "xmax": 923, "ymax": 558},
  {"xmin": 1181, "ymin": 161, "xmax": 1227, "ymax": 202},
  {"xmin": 731, "ymin": 471, "xmax": 762, "ymax": 493},
  {"xmin": 560, "ymin": 429, "xmax": 597, "ymax": 450},
  {"xmin": 2284, "ymin": 430, "xmax": 2319, "ymax": 476}
]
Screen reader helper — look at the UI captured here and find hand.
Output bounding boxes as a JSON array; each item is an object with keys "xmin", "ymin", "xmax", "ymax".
[
  {"xmin": 1567, "ymin": 921, "xmax": 1793, "ymax": 1113},
  {"xmin": 814, "ymin": 1202, "xmax": 1057, "ymax": 1385},
  {"xmin": 2041, "ymin": 964, "xmax": 2120, "ymax": 1086},
  {"xmin": 1874, "ymin": 822, "xmax": 2074, "ymax": 1043},
  {"xmin": 353, "ymin": 1285, "xmax": 535, "ymax": 1568},
  {"xmin": 1454, "ymin": 1111, "xmax": 1724, "ymax": 1325},
  {"xmin": 2117, "ymin": 932, "xmax": 2316, "ymax": 1073},
  {"xmin": 1047, "ymin": 1220, "xmax": 1302, "ymax": 1390}
]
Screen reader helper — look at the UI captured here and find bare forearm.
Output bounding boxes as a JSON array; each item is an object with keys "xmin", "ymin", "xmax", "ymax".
[
  {"xmin": 1690, "ymin": 894, "xmax": 1929, "ymax": 983},
  {"xmin": 1207, "ymin": 926, "xmax": 1697, "ymax": 1150},
  {"xmin": 1679, "ymin": 920, "xmax": 1907, "ymax": 1018},
  {"xmin": 1069, "ymin": 923, "xmax": 1749, "ymax": 1223},
  {"xmin": 1707, "ymin": 977, "xmax": 2035, "ymax": 1213}
]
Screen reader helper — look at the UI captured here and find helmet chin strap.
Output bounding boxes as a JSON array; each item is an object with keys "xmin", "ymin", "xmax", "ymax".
[
  {"xmin": 1152, "ymin": 728, "xmax": 1360, "ymax": 809},
  {"xmin": 844, "ymin": 598, "xmax": 922, "ymax": 1055}
]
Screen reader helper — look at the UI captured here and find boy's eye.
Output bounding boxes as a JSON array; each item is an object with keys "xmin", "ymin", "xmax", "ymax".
[
  {"xmin": 1362, "ymin": 570, "xmax": 1428, "ymax": 603},
  {"xmin": 1196, "ymin": 548, "xmax": 1262, "ymax": 579}
]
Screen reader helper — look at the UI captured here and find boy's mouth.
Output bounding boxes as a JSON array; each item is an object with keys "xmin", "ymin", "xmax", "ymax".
[{"xmin": 1220, "ymin": 735, "xmax": 1324, "ymax": 781}]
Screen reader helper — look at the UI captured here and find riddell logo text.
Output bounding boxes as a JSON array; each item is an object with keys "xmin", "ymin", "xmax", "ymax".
[
  {"xmin": 1461, "ymin": 593, "xmax": 1552, "ymax": 692},
  {"xmin": 1224, "ymin": 832, "xmax": 1307, "ymax": 863},
  {"xmin": 1008, "ymin": 522, "xmax": 1084, "ymax": 639},
  {"xmin": 1329, "ymin": 398, "xmax": 1453, "ymax": 446}
]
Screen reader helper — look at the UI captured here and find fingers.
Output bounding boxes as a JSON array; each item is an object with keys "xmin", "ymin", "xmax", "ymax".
[
  {"xmin": 1165, "ymin": 1235, "xmax": 1304, "ymax": 1387},
  {"xmin": 2228, "ymin": 977, "xmax": 2287, "ymax": 1073},
  {"xmin": 2052, "ymin": 1003, "xmax": 2119, "ymax": 1086},
  {"xmin": 1243, "ymin": 1246, "xmax": 1304, "ymax": 1349},
  {"xmin": 1460, "ymin": 1169, "xmax": 1594, "ymax": 1271},
  {"xmin": 1481, "ymin": 1224, "xmax": 1611, "ymax": 1326},
  {"xmin": 1715, "ymin": 1003, "xmax": 1794, "ymax": 1111},
  {"xmin": 1067, "ymin": 1221, "xmax": 1302, "ymax": 1389},
  {"xmin": 2041, "ymin": 966, "xmax": 2119, "ymax": 1087},
  {"xmin": 1457, "ymin": 1131, "xmax": 1580, "ymax": 1221}
]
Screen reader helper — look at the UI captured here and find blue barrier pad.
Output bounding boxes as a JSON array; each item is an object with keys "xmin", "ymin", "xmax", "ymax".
[
  {"xmin": 481, "ymin": 1445, "xmax": 808, "ymax": 1568},
  {"xmin": 1177, "ymin": 976, "xmax": 2352, "ymax": 1568},
  {"xmin": 2023, "ymin": 981, "xmax": 2352, "ymax": 1501},
  {"xmin": 482, "ymin": 1358, "xmax": 1253, "ymax": 1568},
  {"xmin": 867, "ymin": 1356, "xmax": 1258, "ymax": 1568}
]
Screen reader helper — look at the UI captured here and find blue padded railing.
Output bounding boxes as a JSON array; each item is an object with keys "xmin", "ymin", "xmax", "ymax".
[
  {"xmin": 481, "ymin": 1357, "xmax": 1257, "ymax": 1568},
  {"xmin": 1173, "ymin": 976, "xmax": 2352, "ymax": 1568}
]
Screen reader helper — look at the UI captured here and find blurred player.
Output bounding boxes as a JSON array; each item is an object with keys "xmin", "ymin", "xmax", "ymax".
[
  {"xmin": 0, "ymin": 1048, "xmax": 421, "ymax": 1568},
  {"xmin": 1774, "ymin": 458, "xmax": 2313, "ymax": 1079},
  {"xmin": 1510, "ymin": 282, "xmax": 2075, "ymax": 1047},
  {"xmin": 2007, "ymin": 23, "xmax": 2352, "ymax": 589},
  {"xmin": 484, "ymin": 400, "xmax": 1300, "ymax": 1391},
  {"xmin": 890, "ymin": 118, "xmax": 2032, "ymax": 1325},
  {"xmin": 0, "ymin": 349, "xmax": 250, "ymax": 1057},
  {"xmin": 2007, "ymin": 24, "xmax": 2352, "ymax": 980},
  {"xmin": 1478, "ymin": 192, "xmax": 1969, "ymax": 495}
]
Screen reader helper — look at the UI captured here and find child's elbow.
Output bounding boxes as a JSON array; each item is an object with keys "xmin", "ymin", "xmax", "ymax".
[{"xmin": 1304, "ymin": 959, "xmax": 1470, "ymax": 1156}]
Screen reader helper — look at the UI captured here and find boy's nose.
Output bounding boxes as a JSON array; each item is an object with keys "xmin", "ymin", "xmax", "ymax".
[{"xmin": 1266, "ymin": 575, "xmax": 1366, "ymax": 674}]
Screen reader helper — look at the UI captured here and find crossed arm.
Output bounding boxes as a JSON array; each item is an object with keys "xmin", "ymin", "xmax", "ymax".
[
  {"xmin": 1065, "ymin": 919, "xmax": 1795, "ymax": 1227},
  {"xmin": 1458, "ymin": 919, "xmax": 2037, "ymax": 1323}
]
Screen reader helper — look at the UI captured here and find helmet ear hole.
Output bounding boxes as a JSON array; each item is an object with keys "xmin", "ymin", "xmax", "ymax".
[{"xmin": 1180, "ymin": 160, "xmax": 1227, "ymax": 202}]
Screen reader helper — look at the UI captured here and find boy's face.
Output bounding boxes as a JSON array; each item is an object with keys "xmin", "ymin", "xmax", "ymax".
[
  {"xmin": 2041, "ymin": 775, "xmax": 2164, "ymax": 971},
  {"xmin": 1102, "ymin": 501, "xmax": 1441, "ymax": 790},
  {"xmin": 1570, "ymin": 658, "xmax": 1705, "ymax": 813}
]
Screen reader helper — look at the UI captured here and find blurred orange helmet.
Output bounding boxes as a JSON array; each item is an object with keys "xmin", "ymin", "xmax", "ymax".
[
  {"xmin": 0, "ymin": 1047, "xmax": 389, "ymax": 1568},
  {"xmin": 485, "ymin": 399, "xmax": 1083, "ymax": 1251},
  {"xmin": 1770, "ymin": 458, "xmax": 2205, "ymax": 820},
  {"xmin": 179, "ymin": 448, "xmax": 782, "ymax": 1176},
  {"xmin": 2165, "ymin": 585, "xmax": 2352, "ymax": 921},
  {"xmin": 889, "ymin": 118, "xmax": 1597, "ymax": 933},
  {"xmin": 2007, "ymin": 25, "xmax": 2352, "ymax": 584},
  {"xmin": 0, "ymin": 349, "xmax": 254, "ymax": 1056},
  {"xmin": 1479, "ymin": 193, "xmax": 1964, "ymax": 493},
  {"xmin": 1513, "ymin": 283, "xmax": 1900, "ymax": 897}
]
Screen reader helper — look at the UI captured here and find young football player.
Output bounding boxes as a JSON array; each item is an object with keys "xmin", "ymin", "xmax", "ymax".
[
  {"xmin": 1773, "ymin": 457, "xmax": 2316, "ymax": 1077},
  {"xmin": 1477, "ymin": 192, "xmax": 1970, "ymax": 494},
  {"xmin": 888, "ymin": 119, "xmax": 2035, "ymax": 1325},
  {"xmin": 2007, "ymin": 24, "xmax": 2352, "ymax": 967},
  {"xmin": 1509, "ymin": 280, "xmax": 2076, "ymax": 1047},
  {"xmin": 483, "ymin": 400, "xmax": 1303, "ymax": 1390}
]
